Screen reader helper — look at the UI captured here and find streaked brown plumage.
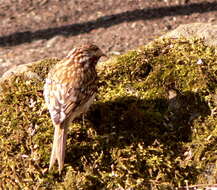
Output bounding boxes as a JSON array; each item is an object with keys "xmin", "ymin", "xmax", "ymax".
[{"xmin": 44, "ymin": 44, "xmax": 105, "ymax": 173}]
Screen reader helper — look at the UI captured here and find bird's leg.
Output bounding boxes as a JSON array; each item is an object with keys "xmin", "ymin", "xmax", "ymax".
[{"xmin": 82, "ymin": 114, "xmax": 86, "ymax": 127}]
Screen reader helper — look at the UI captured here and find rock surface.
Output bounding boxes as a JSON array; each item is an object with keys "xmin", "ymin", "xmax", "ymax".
[
  {"xmin": 2, "ymin": 0, "xmax": 216, "ymax": 78},
  {"xmin": 162, "ymin": 23, "xmax": 217, "ymax": 47},
  {"xmin": 2, "ymin": 22, "xmax": 217, "ymax": 82},
  {"xmin": 0, "ymin": 24, "xmax": 217, "ymax": 189}
]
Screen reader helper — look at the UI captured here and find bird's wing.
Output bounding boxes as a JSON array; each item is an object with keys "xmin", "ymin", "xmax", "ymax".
[{"xmin": 43, "ymin": 63, "xmax": 96, "ymax": 125}]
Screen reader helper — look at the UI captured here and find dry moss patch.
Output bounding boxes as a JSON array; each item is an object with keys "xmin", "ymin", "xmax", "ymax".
[{"xmin": 0, "ymin": 38, "xmax": 217, "ymax": 189}]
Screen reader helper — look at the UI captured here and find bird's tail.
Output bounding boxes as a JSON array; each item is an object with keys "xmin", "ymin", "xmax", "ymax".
[{"xmin": 49, "ymin": 123, "xmax": 68, "ymax": 174}]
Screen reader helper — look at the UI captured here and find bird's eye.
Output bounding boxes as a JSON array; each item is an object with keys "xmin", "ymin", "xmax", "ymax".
[{"xmin": 91, "ymin": 45, "xmax": 99, "ymax": 51}]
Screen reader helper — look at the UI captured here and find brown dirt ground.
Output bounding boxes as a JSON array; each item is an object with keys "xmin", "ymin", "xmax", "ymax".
[{"xmin": 1, "ymin": 0, "xmax": 217, "ymax": 76}]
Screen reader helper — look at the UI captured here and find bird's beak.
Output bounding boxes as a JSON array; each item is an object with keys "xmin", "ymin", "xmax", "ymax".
[
  {"xmin": 102, "ymin": 53, "xmax": 107, "ymax": 58},
  {"xmin": 97, "ymin": 50, "xmax": 107, "ymax": 58}
]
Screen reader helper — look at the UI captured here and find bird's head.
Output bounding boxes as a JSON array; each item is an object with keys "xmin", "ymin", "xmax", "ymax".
[
  {"xmin": 86, "ymin": 44, "xmax": 106, "ymax": 58},
  {"xmin": 67, "ymin": 44, "xmax": 106, "ymax": 65}
]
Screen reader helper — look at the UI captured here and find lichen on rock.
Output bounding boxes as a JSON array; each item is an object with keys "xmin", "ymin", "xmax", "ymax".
[{"xmin": 0, "ymin": 37, "xmax": 217, "ymax": 189}]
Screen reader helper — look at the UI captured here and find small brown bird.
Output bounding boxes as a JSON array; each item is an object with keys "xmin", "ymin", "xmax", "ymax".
[{"xmin": 44, "ymin": 44, "xmax": 105, "ymax": 173}]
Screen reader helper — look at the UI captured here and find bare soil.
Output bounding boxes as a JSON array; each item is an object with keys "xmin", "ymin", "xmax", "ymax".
[{"xmin": 1, "ymin": 0, "xmax": 217, "ymax": 75}]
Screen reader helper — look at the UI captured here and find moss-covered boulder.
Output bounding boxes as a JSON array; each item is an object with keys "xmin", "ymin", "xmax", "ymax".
[{"xmin": 0, "ymin": 37, "xmax": 217, "ymax": 189}]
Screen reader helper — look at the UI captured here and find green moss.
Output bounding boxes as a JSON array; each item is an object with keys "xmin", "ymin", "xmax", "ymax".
[
  {"xmin": 0, "ymin": 38, "xmax": 217, "ymax": 189},
  {"xmin": 29, "ymin": 58, "xmax": 60, "ymax": 79}
]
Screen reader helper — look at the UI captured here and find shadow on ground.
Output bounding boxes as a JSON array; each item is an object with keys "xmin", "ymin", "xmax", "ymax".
[
  {"xmin": 65, "ymin": 90, "xmax": 210, "ymax": 174},
  {"xmin": 1, "ymin": 1, "xmax": 217, "ymax": 46}
]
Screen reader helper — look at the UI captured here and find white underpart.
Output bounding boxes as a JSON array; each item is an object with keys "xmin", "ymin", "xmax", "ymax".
[
  {"xmin": 44, "ymin": 78, "xmax": 51, "ymax": 105},
  {"xmin": 59, "ymin": 110, "xmax": 66, "ymax": 123}
]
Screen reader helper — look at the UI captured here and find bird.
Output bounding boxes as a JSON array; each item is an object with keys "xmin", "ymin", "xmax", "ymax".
[{"xmin": 43, "ymin": 43, "xmax": 105, "ymax": 174}]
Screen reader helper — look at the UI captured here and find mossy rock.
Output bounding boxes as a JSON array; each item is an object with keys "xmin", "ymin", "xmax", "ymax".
[{"xmin": 0, "ymin": 38, "xmax": 217, "ymax": 189}]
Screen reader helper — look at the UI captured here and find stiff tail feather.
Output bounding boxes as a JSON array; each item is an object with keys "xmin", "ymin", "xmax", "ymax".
[{"xmin": 49, "ymin": 123, "xmax": 68, "ymax": 174}]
